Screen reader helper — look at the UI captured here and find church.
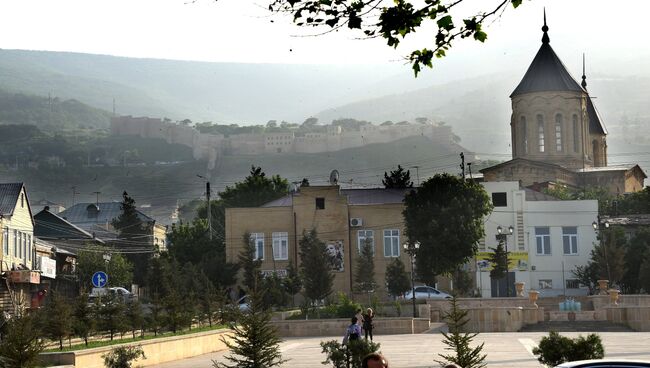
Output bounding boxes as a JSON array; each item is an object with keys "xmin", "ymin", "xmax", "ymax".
[{"xmin": 480, "ymin": 14, "xmax": 646, "ymax": 194}]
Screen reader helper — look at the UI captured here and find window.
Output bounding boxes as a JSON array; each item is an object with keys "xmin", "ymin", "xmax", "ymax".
[
  {"xmin": 26, "ymin": 234, "xmax": 31, "ymax": 263},
  {"xmin": 13, "ymin": 230, "xmax": 17, "ymax": 257},
  {"xmin": 537, "ymin": 114, "xmax": 545, "ymax": 152},
  {"xmin": 539, "ymin": 279, "xmax": 553, "ymax": 289},
  {"xmin": 520, "ymin": 116, "xmax": 528, "ymax": 154},
  {"xmin": 383, "ymin": 229, "xmax": 400, "ymax": 257},
  {"xmin": 555, "ymin": 113, "xmax": 563, "ymax": 152},
  {"xmin": 272, "ymin": 232, "xmax": 288, "ymax": 260},
  {"xmin": 562, "ymin": 227, "xmax": 578, "ymax": 255},
  {"xmin": 250, "ymin": 233, "xmax": 264, "ymax": 260},
  {"xmin": 492, "ymin": 192, "xmax": 507, "ymax": 207},
  {"xmin": 18, "ymin": 232, "xmax": 22, "ymax": 259},
  {"xmin": 3, "ymin": 228, "xmax": 8, "ymax": 256},
  {"xmin": 22, "ymin": 233, "xmax": 27, "ymax": 262},
  {"xmin": 535, "ymin": 227, "xmax": 551, "ymax": 255},
  {"xmin": 315, "ymin": 197, "xmax": 325, "ymax": 210},
  {"xmin": 566, "ymin": 279, "xmax": 580, "ymax": 289},
  {"xmin": 357, "ymin": 230, "xmax": 375, "ymax": 254},
  {"xmin": 572, "ymin": 114, "xmax": 579, "ymax": 153}
]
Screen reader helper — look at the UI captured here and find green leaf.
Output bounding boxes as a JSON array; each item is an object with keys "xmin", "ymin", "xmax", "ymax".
[
  {"xmin": 437, "ymin": 15, "xmax": 453, "ymax": 30},
  {"xmin": 474, "ymin": 30, "xmax": 487, "ymax": 42},
  {"xmin": 511, "ymin": 0, "xmax": 523, "ymax": 8}
]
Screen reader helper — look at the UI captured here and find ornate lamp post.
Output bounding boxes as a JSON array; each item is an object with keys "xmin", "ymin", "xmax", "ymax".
[
  {"xmin": 496, "ymin": 225, "xmax": 514, "ymax": 297},
  {"xmin": 403, "ymin": 241, "xmax": 420, "ymax": 318}
]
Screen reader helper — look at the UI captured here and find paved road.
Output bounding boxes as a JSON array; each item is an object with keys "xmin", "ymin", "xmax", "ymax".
[{"xmin": 156, "ymin": 332, "xmax": 650, "ymax": 368}]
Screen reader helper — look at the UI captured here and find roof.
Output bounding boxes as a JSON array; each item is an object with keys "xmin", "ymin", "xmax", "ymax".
[
  {"xmin": 0, "ymin": 183, "xmax": 23, "ymax": 216},
  {"xmin": 34, "ymin": 208, "xmax": 100, "ymax": 241},
  {"xmin": 524, "ymin": 188, "xmax": 560, "ymax": 201},
  {"xmin": 577, "ymin": 164, "xmax": 645, "ymax": 176},
  {"xmin": 58, "ymin": 202, "xmax": 154, "ymax": 226},
  {"xmin": 586, "ymin": 96, "xmax": 607, "ymax": 135},
  {"xmin": 510, "ymin": 22, "xmax": 584, "ymax": 97},
  {"xmin": 261, "ymin": 188, "xmax": 411, "ymax": 208},
  {"xmin": 479, "ymin": 158, "xmax": 574, "ymax": 175},
  {"xmin": 600, "ymin": 214, "xmax": 650, "ymax": 226}
]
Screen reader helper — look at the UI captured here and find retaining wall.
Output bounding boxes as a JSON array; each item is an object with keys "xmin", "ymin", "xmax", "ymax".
[{"xmin": 270, "ymin": 317, "xmax": 430, "ymax": 337}]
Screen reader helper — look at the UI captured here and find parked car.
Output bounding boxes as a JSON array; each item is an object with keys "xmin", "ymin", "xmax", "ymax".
[
  {"xmin": 555, "ymin": 360, "xmax": 650, "ymax": 367},
  {"xmin": 402, "ymin": 286, "xmax": 451, "ymax": 300},
  {"xmin": 236, "ymin": 295, "xmax": 250, "ymax": 312},
  {"xmin": 88, "ymin": 287, "xmax": 135, "ymax": 304}
]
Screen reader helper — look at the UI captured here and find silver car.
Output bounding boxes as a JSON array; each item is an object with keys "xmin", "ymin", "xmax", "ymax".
[
  {"xmin": 403, "ymin": 285, "xmax": 451, "ymax": 300},
  {"xmin": 556, "ymin": 360, "xmax": 650, "ymax": 367}
]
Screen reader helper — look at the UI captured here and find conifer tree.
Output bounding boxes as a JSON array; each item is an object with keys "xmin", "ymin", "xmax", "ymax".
[
  {"xmin": 436, "ymin": 295, "xmax": 487, "ymax": 368},
  {"xmin": 112, "ymin": 191, "xmax": 151, "ymax": 285},
  {"xmin": 487, "ymin": 239, "xmax": 509, "ymax": 281},
  {"xmin": 125, "ymin": 300, "xmax": 145, "ymax": 339},
  {"xmin": 282, "ymin": 261, "xmax": 302, "ymax": 307},
  {"xmin": 299, "ymin": 230, "xmax": 334, "ymax": 307},
  {"xmin": 73, "ymin": 293, "xmax": 95, "ymax": 346},
  {"xmin": 214, "ymin": 289, "xmax": 287, "ymax": 368},
  {"xmin": 382, "ymin": 165, "xmax": 413, "ymax": 188},
  {"xmin": 44, "ymin": 291, "xmax": 73, "ymax": 350},
  {"xmin": 0, "ymin": 313, "xmax": 45, "ymax": 368},
  {"xmin": 239, "ymin": 233, "xmax": 262, "ymax": 292},
  {"xmin": 385, "ymin": 258, "xmax": 410, "ymax": 298},
  {"xmin": 354, "ymin": 238, "xmax": 377, "ymax": 300}
]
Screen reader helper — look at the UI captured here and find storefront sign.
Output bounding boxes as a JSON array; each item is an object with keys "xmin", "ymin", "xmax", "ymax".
[
  {"xmin": 38, "ymin": 256, "xmax": 57, "ymax": 279},
  {"xmin": 476, "ymin": 251, "xmax": 529, "ymax": 272}
]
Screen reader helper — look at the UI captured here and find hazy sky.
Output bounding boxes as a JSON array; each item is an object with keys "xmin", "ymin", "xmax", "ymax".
[{"xmin": 2, "ymin": 0, "xmax": 649, "ymax": 79}]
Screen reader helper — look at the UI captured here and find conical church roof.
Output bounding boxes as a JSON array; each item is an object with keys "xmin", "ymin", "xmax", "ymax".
[{"xmin": 510, "ymin": 17, "xmax": 585, "ymax": 97}]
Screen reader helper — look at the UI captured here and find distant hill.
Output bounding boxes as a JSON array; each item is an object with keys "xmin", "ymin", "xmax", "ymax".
[{"xmin": 0, "ymin": 89, "xmax": 111, "ymax": 131}]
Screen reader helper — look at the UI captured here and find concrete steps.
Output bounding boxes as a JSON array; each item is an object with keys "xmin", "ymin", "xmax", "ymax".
[{"xmin": 519, "ymin": 320, "xmax": 634, "ymax": 332}]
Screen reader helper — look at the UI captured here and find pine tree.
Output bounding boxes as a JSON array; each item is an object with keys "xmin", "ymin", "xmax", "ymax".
[
  {"xmin": 44, "ymin": 291, "xmax": 73, "ymax": 350},
  {"xmin": 436, "ymin": 295, "xmax": 487, "ymax": 368},
  {"xmin": 125, "ymin": 300, "xmax": 145, "ymax": 339},
  {"xmin": 239, "ymin": 233, "xmax": 262, "ymax": 292},
  {"xmin": 0, "ymin": 313, "xmax": 45, "ymax": 368},
  {"xmin": 487, "ymin": 239, "xmax": 509, "ymax": 280},
  {"xmin": 282, "ymin": 261, "xmax": 302, "ymax": 307},
  {"xmin": 72, "ymin": 293, "xmax": 95, "ymax": 346},
  {"xmin": 382, "ymin": 165, "xmax": 413, "ymax": 188},
  {"xmin": 98, "ymin": 294, "xmax": 127, "ymax": 340},
  {"xmin": 299, "ymin": 230, "xmax": 334, "ymax": 307},
  {"xmin": 214, "ymin": 289, "xmax": 287, "ymax": 368},
  {"xmin": 354, "ymin": 238, "xmax": 377, "ymax": 299},
  {"xmin": 112, "ymin": 191, "xmax": 151, "ymax": 285},
  {"xmin": 385, "ymin": 258, "xmax": 411, "ymax": 298}
]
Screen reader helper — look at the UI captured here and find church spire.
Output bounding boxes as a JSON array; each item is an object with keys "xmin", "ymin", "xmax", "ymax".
[
  {"xmin": 581, "ymin": 53, "xmax": 587, "ymax": 89},
  {"xmin": 542, "ymin": 8, "xmax": 550, "ymax": 44}
]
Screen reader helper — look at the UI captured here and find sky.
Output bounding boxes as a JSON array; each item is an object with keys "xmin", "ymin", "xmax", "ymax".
[{"xmin": 1, "ymin": 0, "xmax": 650, "ymax": 80}]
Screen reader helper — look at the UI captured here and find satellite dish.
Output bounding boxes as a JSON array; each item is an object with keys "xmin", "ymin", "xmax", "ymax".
[{"xmin": 329, "ymin": 170, "xmax": 340, "ymax": 185}]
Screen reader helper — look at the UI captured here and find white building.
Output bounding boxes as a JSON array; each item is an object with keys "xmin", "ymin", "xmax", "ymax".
[{"xmin": 477, "ymin": 181, "xmax": 598, "ymax": 297}]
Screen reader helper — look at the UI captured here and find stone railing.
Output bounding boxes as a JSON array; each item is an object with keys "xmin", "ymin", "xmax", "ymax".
[
  {"xmin": 270, "ymin": 317, "xmax": 430, "ymax": 337},
  {"xmin": 606, "ymin": 306, "xmax": 650, "ymax": 331},
  {"xmin": 40, "ymin": 328, "xmax": 232, "ymax": 368}
]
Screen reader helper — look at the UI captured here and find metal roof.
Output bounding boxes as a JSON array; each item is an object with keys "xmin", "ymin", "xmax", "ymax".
[
  {"xmin": 586, "ymin": 96, "xmax": 607, "ymax": 135},
  {"xmin": 261, "ymin": 188, "xmax": 411, "ymax": 208},
  {"xmin": 0, "ymin": 182, "xmax": 23, "ymax": 216},
  {"xmin": 58, "ymin": 202, "xmax": 154, "ymax": 226},
  {"xmin": 34, "ymin": 208, "xmax": 99, "ymax": 241}
]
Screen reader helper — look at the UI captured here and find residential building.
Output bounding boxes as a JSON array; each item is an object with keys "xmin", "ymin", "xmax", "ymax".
[
  {"xmin": 478, "ymin": 181, "xmax": 598, "ymax": 297},
  {"xmin": 225, "ymin": 185, "xmax": 450, "ymax": 298},
  {"xmin": 480, "ymin": 17, "xmax": 646, "ymax": 194},
  {"xmin": 0, "ymin": 183, "xmax": 40, "ymax": 314},
  {"xmin": 31, "ymin": 199, "xmax": 66, "ymax": 214}
]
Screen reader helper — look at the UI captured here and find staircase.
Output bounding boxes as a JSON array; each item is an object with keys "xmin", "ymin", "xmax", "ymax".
[{"xmin": 520, "ymin": 320, "xmax": 634, "ymax": 332}]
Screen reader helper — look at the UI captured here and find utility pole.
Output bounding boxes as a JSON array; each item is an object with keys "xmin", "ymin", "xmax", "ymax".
[
  {"xmin": 459, "ymin": 152, "xmax": 465, "ymax": 181},
  {"xmin": 71, "ymin": 186, "xmax": 79, "ymax": 206},
  {"xmin": 92, "ymin": 191, "xmax": 101, "ymax": 206},
  {"xmin": 467, "ymin": 162, "xmax": 473, "ymax": 180},
  {"xmin": 206, "ymin": 181, "xmax": 212, "ymax": 240}
]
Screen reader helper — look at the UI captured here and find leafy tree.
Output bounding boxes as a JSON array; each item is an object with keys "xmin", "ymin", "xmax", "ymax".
[
  {"xmin": 125, "ymin": 300, "xmax": 145, "ymax": 339},
  {"xmin": 487, "ymin": 239, "xmax": 508, "ymax": 280},
  {"xmin": 112, "ymin": 191, "xmax": 152, "ymax": 285},
  {"xmin": 73, "ymin": 293, "xmax": 96, "ymax": 346},
  {"xmin": 572, "ymin": 263, "xmax": 598, "ymax": 295},
  {"xmin": 452, "ymin": 267, "xmax": 474, "ymax": 297},
  {"xmin": 43, "ymin": 291, "xmax": 73, "ymax": 350},
  {"xmin": 269, "ymin": 0, "xmax": 525, "ymax": 75},
  {"xmin": 621, "ymin": 228, "xmax": 650, "ymax": 293},
  {"xmin": 354, "ymin": 238, "xmax": 377, "ymax": 299},
  {"xmin": 385, "ymin": 258, "xmax": 410, "ymax": 298},
  {"xmin": 382, "ymin": 165, "xmax": 413, "ymax": 188},
  {"xmin": 533, "ymin": 332, "xmax": 604, "ymax": 367},
  {"xmin": 591, "ymin": 227, "xmax": 627, "ymax": 287},
  {"xmin": 239, "ymin": 233, "xmax": 262, "ymax": 292},
  {"xmin": 320, "ymin": 339, "xmax": 380, "ymax": 368},
  {"xmin": 102, "ymin": 345, "xmax": 146, "ymax": 368},
  {"xmin": 261, "ymin": 272, "xmax": 288, "ymax": 309},
  {"xmin": 0, "ymin": 313, "xmax": 45, "ymax": 368},
  {"xmin": 214, "ymin": 289, "xmax": 287, "ymax": 368},
  {"xmin": 436, "ymin": 295, "xmax": 487, "ymax": 368},
  {"xmin": 76, "ymin": 246, "xmax": 133, "ymax": 290},
  {"xmin": 403, "ymin": 173, "xmax": 492, "ymax": 285},
  {"xmin": 638, "ymin": 248, "xmax": 650, "ymax": 293},
  {"xmin": 282, "ymin": 261, "xmax": 302, "ymax": 307},
  {"xmin": 299, "ymin": 230, "xmax": 335, "ymax": 307},
  {"xmin": 217, "ymin": 166, "xmax": 289, "ymax": 208}
]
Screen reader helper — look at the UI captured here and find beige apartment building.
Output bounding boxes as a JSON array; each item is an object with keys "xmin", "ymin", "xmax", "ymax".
[{"xmin": 225, "ymin": 185, "xmax": 424, "ymax": 298}]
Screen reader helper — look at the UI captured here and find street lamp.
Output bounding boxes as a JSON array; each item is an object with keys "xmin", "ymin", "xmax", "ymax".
[
  {"xmin": 403, "ymin": 241, "xmax": 420, "ymax": 318},
  {"xmin": 496, "ymin": 225, "xmax": 514, "ymax": 297}
]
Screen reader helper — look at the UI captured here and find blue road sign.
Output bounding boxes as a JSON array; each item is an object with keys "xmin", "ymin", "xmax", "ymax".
[{"xmin": 92, "ymin": 271, "xmax": 108, "ymax": 288}]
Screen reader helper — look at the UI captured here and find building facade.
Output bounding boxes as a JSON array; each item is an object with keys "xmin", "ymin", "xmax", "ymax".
[{"xmin": 478, "ymin": 181, "xmax": 598, "ymax": 297}]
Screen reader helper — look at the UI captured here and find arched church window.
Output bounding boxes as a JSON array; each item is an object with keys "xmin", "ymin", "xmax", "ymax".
[
  {"xmin": 537, "ymin": 114, "xmax": 545, "ymax": 153},
  {"xmin": 572, "ymin": 114, "xmax": 579, "ymax": 153},
  {"xmin": 520, "ymin": 116, "xmax": 528, "ymax": 154},
  {"xmin": 555, "ymin": 114, "xmax": 563, "ymax": 152}
]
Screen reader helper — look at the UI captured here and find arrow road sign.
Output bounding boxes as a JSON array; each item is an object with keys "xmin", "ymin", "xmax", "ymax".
[{"xmin": 92, "ymin": 271, "xmax": 108, "ymax": 288}]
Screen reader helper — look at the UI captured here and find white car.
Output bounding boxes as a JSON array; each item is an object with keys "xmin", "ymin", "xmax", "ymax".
[
  {"xmin": 403, "ymin": 286, "xmax": 451, "ymax": 300},
  {"xmin": 236, "ymin": 295, "xmax": 250, "ymax": 312},
  {"xmin": 555, "ymin": 360, "xmax": 650, "ymax": 367}
]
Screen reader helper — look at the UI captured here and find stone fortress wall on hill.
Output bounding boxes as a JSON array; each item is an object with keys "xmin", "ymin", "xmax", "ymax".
[{"xmin": 110, "ymin": 116, "xmax": 455, "ymax": 169}]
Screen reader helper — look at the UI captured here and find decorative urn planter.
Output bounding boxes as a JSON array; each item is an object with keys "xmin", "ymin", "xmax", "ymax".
[
  {"xmin": 515, "ymin": 282, "xmax": 525, "ymax": 297},
  {"xmin": 608, "ymin": 289, "xmax": 620, "ymax": 306},
  {"xmin": 597, "ymin": 280, "xmax": 609, "ymax": 295},
  {"xmin": 528, "ymin": 290, "xmax": 540, "ymax": 308}
]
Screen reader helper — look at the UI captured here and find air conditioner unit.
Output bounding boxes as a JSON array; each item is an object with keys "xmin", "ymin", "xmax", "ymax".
[
  {"xmin": 350, "ymin": 218, "xmax": 363, "ymax": 227},
  {"xmin": 531, "ymin": 265, "xmax": 536, "ymax": 271}
]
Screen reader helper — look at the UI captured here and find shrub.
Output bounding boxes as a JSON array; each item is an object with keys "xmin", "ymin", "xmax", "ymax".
[
  {"xmin": 321, "ymin": 339, "xmax": 380, "ymax": 368},
  {"xmin": 533, "ymin": 331, "xmax": 604, "ymax": 367},
  {"xmin": 103, "ymin": 345, "xmax": 146, "ymax": 368},
  {"xmin": 331, "ymin": 292, "xmax": 362, "ymax": 318}
]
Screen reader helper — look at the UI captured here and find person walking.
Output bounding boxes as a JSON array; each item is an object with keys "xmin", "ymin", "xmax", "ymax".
[
  {"xmin": 342, "ymin": 316, "xmax": 362, "ymax": 345},
  {"xmin": 363, "ymin": 307, "xmax": 374, "ymax": 341}
]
